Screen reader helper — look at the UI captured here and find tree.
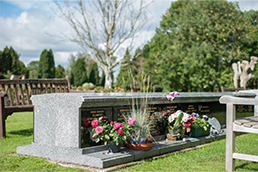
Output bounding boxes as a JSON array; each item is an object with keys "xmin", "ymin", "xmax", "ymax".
[
  {"xmin": 0, "ymin": 46, "xmax": 27, "ymax": 79},
  {"xmin": 142, "ymin": 0, "xmax": 253, "ymax": 92},
  {"xmin": 70, "ymin": 57, "xmax": 88, "ymax": 86},
  {"xmin": 55, "ymin": 65, "xmax": 65, "ymax": 78},
  {"xmin": 88, "ymin": 61, "xmax": 100, "ymax": 85},
  {"xmin": 27, "ymin": 61, "xmax": 39, "ymax": 79},
  {"xmin": 37, "ymin": 49, "xmax": 55, "ymax": 78},
  {"xmin": 19, "ymin": 61, "xmax": 29, "ymax": 79},
  {"xmin": 100, "ymin": 70, "xmax": 105, "ymax": 87},
  {"xmin": 54, "ymin": 0, "xmax": 152, "ymax": 88},
  {"xmin": 116, "ymin": 48, "xmax": 133, "ymax": 90}
]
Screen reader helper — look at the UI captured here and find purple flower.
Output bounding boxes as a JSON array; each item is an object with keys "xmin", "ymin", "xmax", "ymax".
[
  {"xmin": 167, "ymin": 91, "xmax": 179, "ymax": 101},
  {"xmin": 203, "ymin": 115, "xmax": 208, "ymax": 121}
]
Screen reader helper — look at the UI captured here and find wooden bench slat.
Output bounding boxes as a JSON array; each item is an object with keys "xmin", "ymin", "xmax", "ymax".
[
  {"xmin": 2, "ymin": 84, "xmax": 8, "ymax": 106},
  {"xmin": 13, "ymin": 84, "xmax": 20, "ymax": 105},
  {"xmin": 18, "ymin": 84, "xmax": 25, "ymax": 105},
  {"xmin": 7, "ymin": 84, "xmax": 14, "ymax": 106},
  {"xmin": 35, "ymin": 84, "xmax": 39, "ymax": 94},
  {"xmin": 50, "ymin": 83, "xmax": 54, "ymax": 93}
]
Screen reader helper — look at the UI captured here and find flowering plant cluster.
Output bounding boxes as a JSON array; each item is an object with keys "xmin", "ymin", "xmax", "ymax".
[
  {"xmin": 168, "ymin": 110, "xmax": 195, "ymax": 131},
  {"xmin": 92, "ymin": 116, "xmax": 136, "ymax": 145},
  {"xmin": 191, "ymin": 113, "xmax": 210, "ymax": 131},
  {"xmin": 166, "ymin": 91, "xmax": 180, "ymax": 101}
]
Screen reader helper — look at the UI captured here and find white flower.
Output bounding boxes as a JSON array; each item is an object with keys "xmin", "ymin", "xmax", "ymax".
[
  {"xmin": 182, "ymin": 113, "xmax": 189, "ymax": 122},
  {"xmin": 168, "ymin": 114, "xmax": 175, "ymax": 123}
]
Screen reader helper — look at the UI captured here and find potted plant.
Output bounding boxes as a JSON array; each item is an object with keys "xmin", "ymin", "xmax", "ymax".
[
  {"xmin": 188, "ymin": 113, "xmax": 210, "ymax": 138},
  {"xmin": 167, "ymin": 110, "xmax": 195, "ymax": 139},
  {"xmin": 124, "ymin": 107, "xmax": 155, "ymax": 150},
  {"xmin": 91, "ymin": 116, "xmax": 135, "ymax": 153}
]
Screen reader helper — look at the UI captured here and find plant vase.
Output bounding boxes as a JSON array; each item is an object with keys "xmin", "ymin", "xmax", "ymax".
[
  {"xmin": 126, "ymin": 140, "xmax": 153, "ymax": 151},
  {"xmin": 189, "ymin": 125, "xmax": 211, "ymax": 138},
  {"xmin": 107, "ymin": 141, "xmax": 120, "ymax": 153}
]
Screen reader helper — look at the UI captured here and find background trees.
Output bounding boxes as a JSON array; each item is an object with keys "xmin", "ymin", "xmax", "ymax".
[
  {"xmin": 70, "ymin": 56, "xmax": 88, "ymax": 87},
  {"xmin": 37, "ymin": 49, "xmax": 55, "ymax": 78},
  {"xmin": 0, "ymin": 46, "xmax": 28, "ymax": 79},
  {"xmin": 136, "ymin": 0, "xmax": 257, "ymax": 92},
  {"xmin": 88, "ymin": 61, "xmax": 100, "ymax": 86},
  {"xmin": 55, "ymin": 65, "xmax": 65, "ymax": 78}
]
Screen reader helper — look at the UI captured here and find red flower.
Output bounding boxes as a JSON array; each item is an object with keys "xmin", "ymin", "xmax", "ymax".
[
  {"xmin": 91, "ymin": 119, "xmax": 98, "ymax": 128},
  {"xmin": 110, "ymin": 121, "xmax": 114, "ymax": 125},
  {"xmin": 117, "ymin": 129, "xmax": 123, "ymax": 135},
  {"xmin": 83, "ymin": 119, "xmax": 90, "ymax": 127},
  {"xmin": 184, "ymin": 120, "xmax": 193, "ymax": 127}
]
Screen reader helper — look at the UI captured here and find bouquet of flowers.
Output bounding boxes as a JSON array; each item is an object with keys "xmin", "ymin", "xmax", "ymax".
[
  {"xmin": 168, "ymin": 110, "xmax": 195, "ymax": 131},
  {"xmin": 91, "ymin": 116, "xmax": 136, "ymax": 145}
]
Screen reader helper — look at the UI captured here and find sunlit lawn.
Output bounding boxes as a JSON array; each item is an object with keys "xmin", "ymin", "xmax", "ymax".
[{"xmin": 1, "ymin": 112, "xmax": 258, "ymax": 171}]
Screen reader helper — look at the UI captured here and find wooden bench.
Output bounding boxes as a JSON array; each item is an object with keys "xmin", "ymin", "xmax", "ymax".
[
  {"xmin": 220, "ymin": 86, "xmax": 245, "ymax": 92},
  {"xmin": 0, "ymin": 76, "xmax": 95, "ymax": 138},
  {"xmin": 220, "ymin": 95, "xmax": 258, "ymax": 171}
]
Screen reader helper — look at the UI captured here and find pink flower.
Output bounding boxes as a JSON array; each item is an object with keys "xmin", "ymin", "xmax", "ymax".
[
  {"xmin": 110, "ymin": 121, "xmax": 114, "ymax": 125},
  {"xmin": 91, "ymin": 119, "xmax": 98, "ymax": 128},
  {"xmin": 76, "ymin": 89, "xmax": 79, "ymax": 91},
  {"xmin": 100, "ymin": 90, "xmax": 103, "ymax": 93},
  {"xmin": 83, "ymin": 119, "xmax": 90, "ymax": 127},
  {"xmin": 83, "ymin": 88, "xmax": 86, "ymax": 91},
  {"xmin": 106, "ymin": 88, "xmax": 108, "ymax": 90},
  {"xmin": 189, "ymin": 115, "xmax": 195, "ymax": 121},
  {"xmin": 95, "ymin": 126, "xmax": 103, "ymax": 134},
  {"xmin": 128, "ymin": 117, "xmax": 136, "ymax": 125},
  {"xmin": 117, "ymin": 129, "xmax": 123, "ymax": 135},
  {"xmin": 114, "ymin": 122, "xmax": 122, "ymax": 129},
  {"xmin": 120, "ymin": 123, "xmax": 124, "ymax": 127},
  {"xmin": 115, "ymin": 90, "xmax": 118, "ymax": 92}
]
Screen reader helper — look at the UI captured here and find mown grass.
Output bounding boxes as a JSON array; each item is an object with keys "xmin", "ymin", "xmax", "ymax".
[{"xmin": 1, "ymin": 112, "xmax": 258, "ymax": 171}]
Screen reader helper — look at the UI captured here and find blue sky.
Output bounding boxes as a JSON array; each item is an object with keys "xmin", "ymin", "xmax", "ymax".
[{"xmin": 0, "ymin": 0, "xmax": 258, "ymax": 71}]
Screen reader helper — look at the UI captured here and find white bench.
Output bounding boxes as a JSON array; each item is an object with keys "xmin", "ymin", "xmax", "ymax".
[{"xmin": 220, "ymin": 95, "xmax": 258, "ymax": 171}]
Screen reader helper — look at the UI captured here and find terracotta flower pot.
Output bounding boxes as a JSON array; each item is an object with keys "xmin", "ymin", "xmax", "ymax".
[{"xmin": 126, "ymin": 141, "xmax": 153, "ymax": 151}]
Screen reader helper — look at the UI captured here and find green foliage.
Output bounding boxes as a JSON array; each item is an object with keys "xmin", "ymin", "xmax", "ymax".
[
  {"xmin": 116, "ymin": 48, "xmax": 133, "ymax": 90},
  {"xmin": 37, "ymin": 49, "xmax": 55, "ymax": 78},
  {"xmin": 88, "ymin": 62, "xmax": 99, "ymax": 86},
  {"xmin": 191, "ymin": 118, "xmax": 210, "ymax": 131},
  {"xmin": 0, "ymin": 46, "xmax": 28, "ymax": 79},
  {"xmin": 55, "ymin": 65, "xmax": 65, "ymax": 78},
  {"xmin": 100, "ymin": 70, "xmax": 105, "ymax": 87},
  {"xmin": 70, "ymin": 57, "xmax": 88, "ymax": 86},
  {"xmin": 141, "ymin": 0, "xmax": 257, "ymax": 92},
  {"xmin": 27, "ymin": 61, "xmax": 39, "ymax": 79}
]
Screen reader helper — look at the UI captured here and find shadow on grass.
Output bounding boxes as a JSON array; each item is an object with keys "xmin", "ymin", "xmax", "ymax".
[
  {"xmin": 8, "ymin": 128, "xmax": 33, "ymax": 137},
  {"xmin": 235, "ymin": 162, "xmax": 258, "ymax": 171}
]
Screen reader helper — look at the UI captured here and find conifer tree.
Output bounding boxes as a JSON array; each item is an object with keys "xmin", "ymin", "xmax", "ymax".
[
  {"xmin": 55, "ymin": 65, "xmax": 65, "ymax": 78},
  {"xmin": 70, "ymin": 57, "xmax": 88, "ymax": 86},
  {"xmin": 88, "ymin": 61, "xmax": 99, "ymax": 85},
  {"xmin": 37, "ymin": 49, "xmax": 55, "ymax": 78}
]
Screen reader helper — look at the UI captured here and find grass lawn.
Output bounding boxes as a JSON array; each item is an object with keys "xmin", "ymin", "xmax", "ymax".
[{"xmin": 1, "ymin": 112, "xmax": 258, "ymax": 171}]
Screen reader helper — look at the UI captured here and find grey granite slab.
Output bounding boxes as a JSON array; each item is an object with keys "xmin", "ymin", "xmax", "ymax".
[{"xmin": 16, "ymin": 92, "xmax": 250, "ymax": 168}]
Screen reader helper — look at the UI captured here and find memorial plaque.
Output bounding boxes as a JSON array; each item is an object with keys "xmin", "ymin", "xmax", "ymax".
[
  {"xmin": 80, "ymin": 107, "xmax": 112, "ymax": 148},
  {"xmin": 197, "ymin": 103, "xmax": 210, "ymax": 114}
]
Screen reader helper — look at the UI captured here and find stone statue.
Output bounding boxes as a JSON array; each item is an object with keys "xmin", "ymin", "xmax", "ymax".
[{"xmin": 232, "ymin": 56, "xmax": 258, "ymax": 89}]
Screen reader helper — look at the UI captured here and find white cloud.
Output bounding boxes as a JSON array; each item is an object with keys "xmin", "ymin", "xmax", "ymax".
[{"xmin": 1, "ymin": 0, "xmax": 258, "ymax": 73}]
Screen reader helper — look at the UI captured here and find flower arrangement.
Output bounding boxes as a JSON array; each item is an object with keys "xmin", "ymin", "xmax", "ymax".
[
  {"xmin": 191, "ymin": 113, "xmax": 210, "ymax": 131},
  {"xmin": 91, "ymin": 116, "xmax": 136, "ymax": 145},
  {"xmin": 167, "ymin": 110, "xmax": 195, "ymax": 131}
]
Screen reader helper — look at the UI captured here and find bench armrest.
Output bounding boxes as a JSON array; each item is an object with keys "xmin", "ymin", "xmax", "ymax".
[{"xmin": 220, "ymin": 95, "xmax": 258, "ymax": 105}]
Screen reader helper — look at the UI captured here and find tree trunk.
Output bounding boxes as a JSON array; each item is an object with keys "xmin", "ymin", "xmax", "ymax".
[{"xmin": 104, "ymin": 68, "xmax": 112, "ymax": 89}]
